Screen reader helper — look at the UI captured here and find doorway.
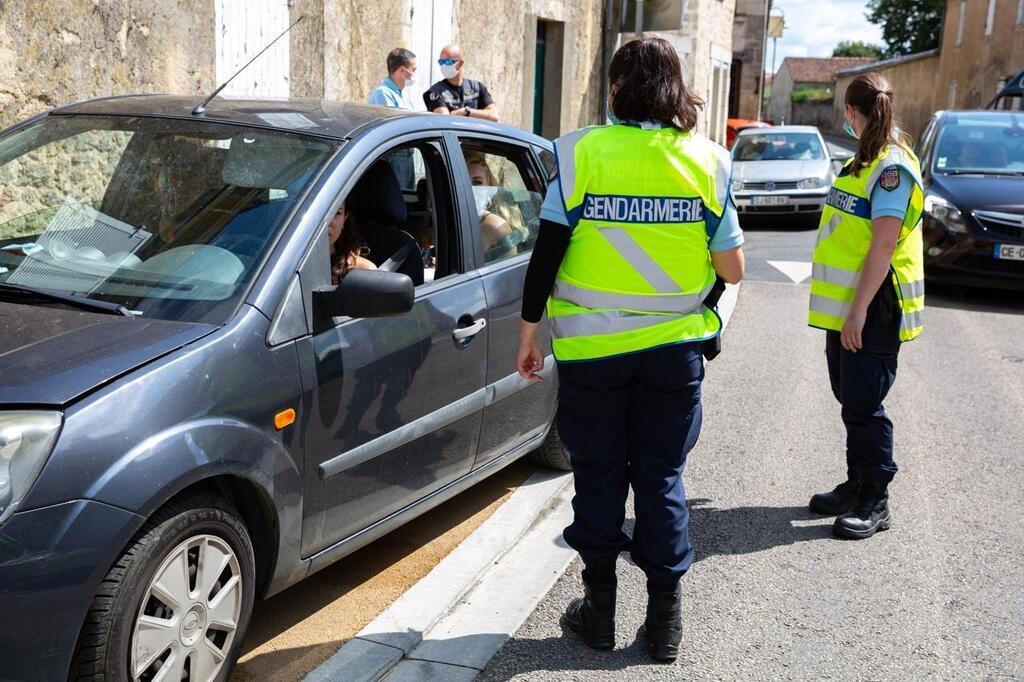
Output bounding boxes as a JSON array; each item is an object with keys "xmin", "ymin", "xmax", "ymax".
[{"xmin": 533, "ymin": 19, "xmax": 564, "ymax": 139}]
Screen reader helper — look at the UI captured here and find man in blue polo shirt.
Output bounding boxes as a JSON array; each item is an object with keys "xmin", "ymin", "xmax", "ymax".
[{"xmin": 368, "ymin": 48, "xmax": 417, "ymax": 110}]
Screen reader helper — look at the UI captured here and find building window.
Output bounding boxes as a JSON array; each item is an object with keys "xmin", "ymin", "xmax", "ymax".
[
  {"xmin": 985, "ymin": 0, "xmax": 997, "ymax": 36},
  {"xmin": 956, "ymin": 0, "xmax": 966, "ymax": 46},
  {"xmin": 949, "ymin": 81, "xmax": 957, "ymax": 109},
  {"xmin": 1018, "ymin": 0, "xmax": 1024, "ymax": 25}
]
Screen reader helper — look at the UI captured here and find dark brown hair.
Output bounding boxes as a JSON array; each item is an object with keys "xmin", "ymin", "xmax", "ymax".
[
  {"xmin": 331, "ymin": 208, "xmax": 369, "ymax": 280},
  {"xmin": 608, "ymin": 38, "xmax": 703, "ymax": 132},
  {"xmin": 846, "ymin": 73, "xmax": 909, "ymax": 176}
]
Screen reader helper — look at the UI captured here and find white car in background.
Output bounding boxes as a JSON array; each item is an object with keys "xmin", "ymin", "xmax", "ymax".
[{"xmin": 731, "ymin": 125, "xmax": 835, "ymax": 224}]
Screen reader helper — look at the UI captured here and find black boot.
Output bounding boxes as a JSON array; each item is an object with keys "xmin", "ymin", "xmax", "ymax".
[
  {"xmin": 809, "ymin": 479, "xmax": 860, "ymax": 515},
  {"xmin": 641, "ymin": 581, "xmax": 682, "ymax": 662},
  {"xmin": 562, "ymin": 576, "xmax": 616, "ymax": 650},
  {"xmin": 833, "ymin": 481, "xmax": 892, "ymax": 539}
]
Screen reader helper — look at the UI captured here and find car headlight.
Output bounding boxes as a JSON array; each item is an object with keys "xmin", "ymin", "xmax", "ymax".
[
  {"xmin": 0, "ymin": 412, "xmax": 62, "ymax": 526},
  {"xmin": 797, "ymin": 177, "xmax": 827, "ymax": 189},
  {"xmin": 731, "ymin": 179, "xmax": 744, "ymax": 192},
  {"xmin": 923, "ymin": 193, "xmax": 968, "ymax": 234}
]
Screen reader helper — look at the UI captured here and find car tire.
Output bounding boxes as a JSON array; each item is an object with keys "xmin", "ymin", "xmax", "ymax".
[
  {"xmin": 528, "ymin": 423, "xmax": 572, "ymax": 471},
  {"xmin": 70, "ymin": 492, "xmax": 256, "ymax": 682}
]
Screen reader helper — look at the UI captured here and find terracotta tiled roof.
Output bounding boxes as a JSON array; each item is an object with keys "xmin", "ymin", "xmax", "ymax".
[{"xmin": 782, "ymin": 57, "xmax": 877, "ymax": 84}]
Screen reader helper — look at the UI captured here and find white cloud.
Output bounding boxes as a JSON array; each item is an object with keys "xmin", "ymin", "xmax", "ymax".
[{"xmin": 768, "ymin": 0, "xmax": 884, "ymax": 73}]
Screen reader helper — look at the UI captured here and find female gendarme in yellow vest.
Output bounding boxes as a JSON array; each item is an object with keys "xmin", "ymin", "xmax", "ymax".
[
  {"xmin": 515, "ymin": 38, "xmax": 744, "ymax": 662},
  {"xmin": 807, "ymin": 73, "xmax": 925, "ymax": 541}
]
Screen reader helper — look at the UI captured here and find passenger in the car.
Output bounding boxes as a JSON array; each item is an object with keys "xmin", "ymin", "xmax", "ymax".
[
  {"xmin": 328, "ymin": 201, "xmax": 377, "ymax": 284},
  {"xmin": 464, "ymin": 152, "xmax": 529, "ymax": 261}
]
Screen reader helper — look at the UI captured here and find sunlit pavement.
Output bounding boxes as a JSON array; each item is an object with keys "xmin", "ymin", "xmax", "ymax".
[{"xmin": 480, "ymin": 224, "xmax": 1024, "ymax": 680}]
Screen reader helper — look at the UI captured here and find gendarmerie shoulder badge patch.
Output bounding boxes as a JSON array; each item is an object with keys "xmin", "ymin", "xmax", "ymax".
[{"xmin": 879, "ymin": 167, "xmax": 900, "ymax": 192}]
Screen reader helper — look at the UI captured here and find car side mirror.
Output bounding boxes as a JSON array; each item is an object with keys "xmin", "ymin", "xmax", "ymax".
[{"xmin": 313, "ymin": 269, "xmax": 414, "ymax": 319}]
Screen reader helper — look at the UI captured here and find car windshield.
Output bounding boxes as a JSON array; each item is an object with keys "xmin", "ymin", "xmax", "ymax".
[
  {"xmin": 932, "ymin": 113, "xmax": 1024, "ymax": 175},
  {"xmin": 0, "ymin": 115, "xmax": 337, "ymax": 324},
  {"xmin": 733, "ymin": 132, "xmax": 825, "ymax": 161}
]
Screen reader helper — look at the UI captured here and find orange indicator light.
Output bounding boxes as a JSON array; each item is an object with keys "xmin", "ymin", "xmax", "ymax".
[{"xmin": 274, "ymin": 408, "xmax": 296, "ymax": 430}]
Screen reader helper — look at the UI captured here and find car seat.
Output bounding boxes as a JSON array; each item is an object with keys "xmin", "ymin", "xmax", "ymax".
[{"xmin": 348, "ymin": 161, "xmax": 424, "ymax": 286}]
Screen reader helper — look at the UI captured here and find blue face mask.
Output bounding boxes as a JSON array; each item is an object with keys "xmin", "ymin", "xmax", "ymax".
[
  {"xmin": 843, "ymin": 121, "xmax": 860, "ymax": 140},
  {"xmin": 608, "ymin": 109, "xmax": 621, "ymax": 125}
]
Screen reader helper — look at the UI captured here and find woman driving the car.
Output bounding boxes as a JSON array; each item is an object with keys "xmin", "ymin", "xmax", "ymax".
[{"xmin": 328, "ymin": 201, "xmax": 376, "ymax": 284}]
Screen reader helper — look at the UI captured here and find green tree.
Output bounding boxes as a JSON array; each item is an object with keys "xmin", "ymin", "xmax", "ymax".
[
  {"xmin": 832, "ymin": 40, "xmax": 885, "ymax": 58},
  {"xmin": 866, "ymin": 0, "xmax": 945, "ymax": 56}
]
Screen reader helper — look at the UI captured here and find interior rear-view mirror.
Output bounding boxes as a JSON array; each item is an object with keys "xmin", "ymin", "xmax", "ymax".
[{"xmin": 313, "ymin": 269, "xmax": 414, "ymax": 319}]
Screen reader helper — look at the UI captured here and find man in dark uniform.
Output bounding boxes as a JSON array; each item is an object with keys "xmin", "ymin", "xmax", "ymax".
[{"xmin": 423, "ymin": 44, "xmax": 499, "ymax": 122}]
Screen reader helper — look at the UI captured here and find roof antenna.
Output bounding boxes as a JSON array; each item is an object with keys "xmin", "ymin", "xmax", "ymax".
[{"xmin": 192, "ymin": 15, "xmax": 304, "ymax": 116}]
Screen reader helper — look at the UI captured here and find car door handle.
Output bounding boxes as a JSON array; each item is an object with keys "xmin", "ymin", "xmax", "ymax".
[{"xmin": 452, "ymin": 317, "xmax": 487, "ymax": 341}]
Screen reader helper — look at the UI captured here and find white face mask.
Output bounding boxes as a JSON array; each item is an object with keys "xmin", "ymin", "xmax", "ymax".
[
  {"xmin": 440, "ymin": 63, "xmax": 460, "ymax": 80},
  {"xmin": 403, "ymin": 69, "xmax": 416, "ymax": 87}
]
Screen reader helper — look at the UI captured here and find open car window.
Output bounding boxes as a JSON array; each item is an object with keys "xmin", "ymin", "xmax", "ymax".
[
  {"xmin": 458, "ymin": 139, "xmax": 544, "ymax": 265},
  {"xmin": 0, "ymin": 115, "xmax": 338, "ymax": 324}
]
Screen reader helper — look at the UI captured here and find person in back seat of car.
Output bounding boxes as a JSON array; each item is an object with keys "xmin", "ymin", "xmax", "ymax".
[
  {"xmin": 328, "ymin": 201, "xmax": 376, "ymax": 284},
  {"xmin": 465, "ymin": 152, "xmax": 528, "ymax": 261}
]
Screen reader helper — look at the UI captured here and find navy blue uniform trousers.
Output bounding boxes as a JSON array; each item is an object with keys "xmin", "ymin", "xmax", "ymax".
[
  {"xmin": 555, "ymin": 342, "xmax": 703, "ymax": 583},
  {"xmin": 824, "ymin": 284, "xmax": 901, "ymax": 483}
]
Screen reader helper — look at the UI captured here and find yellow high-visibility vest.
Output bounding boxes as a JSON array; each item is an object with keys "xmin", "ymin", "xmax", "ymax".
[
  {"xmin": 808, "ymin": 143, "xmax": 925, "ymax": 342},
  {"xmin": 549, "ymin": 123, "xmax": 729, "ymax": 362}
]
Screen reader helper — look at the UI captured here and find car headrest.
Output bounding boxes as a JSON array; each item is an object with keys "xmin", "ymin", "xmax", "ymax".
[{"xmin": 348, "ymin": 161, "xmax": 408, "ymax": 225}]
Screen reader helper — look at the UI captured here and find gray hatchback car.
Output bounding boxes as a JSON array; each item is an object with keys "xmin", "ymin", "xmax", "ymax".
[{"xmin": 0, "ymin": 96, "xmax": 567, "ymax": 681}]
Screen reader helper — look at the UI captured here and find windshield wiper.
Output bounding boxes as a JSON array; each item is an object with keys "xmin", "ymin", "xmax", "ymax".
[
  {"xmin": 945, "ymin": 169, "xmax": 1024, "ymax": 176},
  {"xmin": 0, "ymin": 282, "xmax": 137, "ymax": 317}
]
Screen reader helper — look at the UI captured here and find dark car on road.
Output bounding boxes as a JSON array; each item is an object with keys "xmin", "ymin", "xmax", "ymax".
[
  {"xmin": 0, "ymin": 95, "xmax": 568, "ymax": 681},
  {"xmin": 916, "ymin": 109, "xmax": 1024, "ymax": 290}
]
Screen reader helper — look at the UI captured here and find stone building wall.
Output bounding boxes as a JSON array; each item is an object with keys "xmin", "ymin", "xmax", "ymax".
[
  {"xmin": 1, "ymin": 0, "xmax": 604, "ymax": 135},
  {"xmin": 765, "ymin": 60, "xmax": 794, "ymax": 123},
  {"xmin": 0, "ymin": 0, "xmax": 217, "ymax": 129},
  {"xmin": 731, "ymin": 0, "xmax": 769, "ymax": 120},
  {"xmin": 833, "ymin": 51, "xmax": 941, "ymax": 142},
  {"xmin": 934, "ymin": 0, "xmax": 1024, "ymax": 110}
]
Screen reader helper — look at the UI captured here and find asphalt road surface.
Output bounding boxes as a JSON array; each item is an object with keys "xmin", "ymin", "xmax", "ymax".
[{"xmin": 480, "ymin": 223, "xmax": 1024, "ymax": 681}]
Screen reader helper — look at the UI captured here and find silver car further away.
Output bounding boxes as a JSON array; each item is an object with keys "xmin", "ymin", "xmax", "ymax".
[{"xmin": 730, "ymin": 125, "xmax": 835, "ymax": 224}]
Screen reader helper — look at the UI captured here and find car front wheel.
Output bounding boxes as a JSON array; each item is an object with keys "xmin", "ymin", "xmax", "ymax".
[{"xmin": 71, "ymin": 492, "xmax": 255, "ymax": 682}]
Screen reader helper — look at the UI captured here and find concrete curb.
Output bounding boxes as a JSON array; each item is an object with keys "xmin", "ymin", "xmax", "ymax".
[{"xmin": 304, "ymin": 469, "xmax": 573, "ymax": 682}]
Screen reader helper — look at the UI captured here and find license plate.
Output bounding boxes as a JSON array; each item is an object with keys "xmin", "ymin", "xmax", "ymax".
[
  {"xmin": 994, "ymin": 244, "xmax": 1024, "ymax": 261},
  {"xmin": 751, "ymin": 195, "xmax": 790, "ymax": 206}
]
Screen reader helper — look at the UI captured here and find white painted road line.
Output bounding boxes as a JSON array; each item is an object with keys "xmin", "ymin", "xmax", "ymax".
[{"xmin": 767, "ymin": 260, "xmax": 813, "ymax": 284}]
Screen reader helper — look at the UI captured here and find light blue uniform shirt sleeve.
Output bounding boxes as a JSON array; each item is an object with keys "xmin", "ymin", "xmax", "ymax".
[
  {"xmin": 870, "ymin": 167, "xmax": 914, "ymax": 221},
  {"xmin": 539, "ymin": 181, "xmax": 571, "ymax": 227},
  {"xmin": 707, "ymin": 200, "xmax": 744, "ymax": 252}
]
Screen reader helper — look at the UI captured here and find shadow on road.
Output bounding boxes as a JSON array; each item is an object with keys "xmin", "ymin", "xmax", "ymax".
[
  {"xmin": 686, "ymin": 498, "xmax": 833, "ymax": 560},
  {"xmin": 737, "ymin": 216, "xmax": 820, "ymax": 233},
  {"xmin": 925, "ymin": 281, "xmax": 1024, "ymax": 315}
]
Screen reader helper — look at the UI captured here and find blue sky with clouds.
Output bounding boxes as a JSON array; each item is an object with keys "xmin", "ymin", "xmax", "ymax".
[{"xmin": 768, "ymin": 0, "xmax": 885, "ymax": 74}]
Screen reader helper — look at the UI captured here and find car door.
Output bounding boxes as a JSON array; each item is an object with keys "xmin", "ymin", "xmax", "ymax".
[
  {"xmin": 296, "ymin": 133, "xmax": 488, "ymax": 557},
  {"xmin": 452, "ymin": 133, "xmax": 558, "ymax": 470}
]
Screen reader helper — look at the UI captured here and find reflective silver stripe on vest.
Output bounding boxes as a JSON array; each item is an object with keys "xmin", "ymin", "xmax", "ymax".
[
  {"xmin": 900, "ymin": 309, "xmax": 923, "ymax": 331},
  {"xmin": 809, "ymin": 294, "xmax": 850, "ymax": 319},
  {"xmin": 819, "ymin": 213, "xmax": 842, "ymax": 240},
  {"xmin": 899, "ymin": 278, "xmax": 925, "ymax": 299},
  {"xmin": 552, "ymin": 280, "xmax": 713, "ymax": 314},
  {"xmin": 599, "ymin": 227, "xmax": 683, "ymax": 293},
  {"xmin": 812, "ymin": 262, "xmax": 860, "ymax": 288},
  {"xmin": 550, "ymin": 309, "xmax": 688, "ymax": 339},
  {"xmin": 554, "ymin": 128, "xmax": 593, "ymax": 208}
]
